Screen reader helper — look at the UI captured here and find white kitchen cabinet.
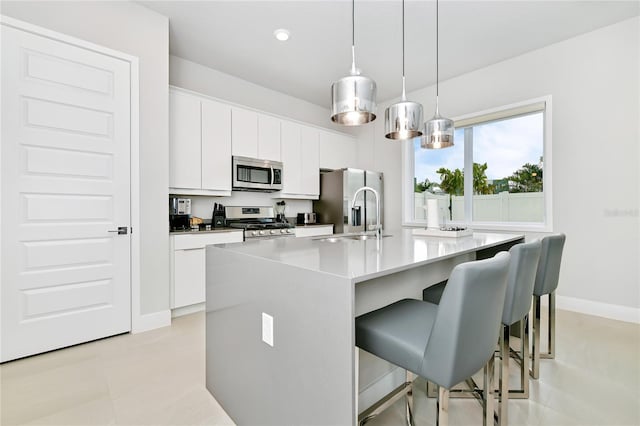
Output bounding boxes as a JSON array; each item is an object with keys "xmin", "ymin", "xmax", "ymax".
[
  {"xmin": 294, "ymin": 225, "xmax": 334, "ymax": 238},
  {"xmin": 169, "ymin": 88, "xmax": 232, "ymax": 196},
  {"xmin": 300, "ymin": 126, "xmax": 320, "ymax": 195},
  {"xmin": 258, "ymin": 113, "xmax": 281, "ymax": 161},
  {"xmin": 319, "ymin": 131, "xmax": 358, "ymax": 170},
  {"xmin": 231, "ymin": 107, "xmax": 258, "ymax": 158},
  {"xmin": 171, "ymin": 231, "xmax": 244, "ymax": 311},
  {"xmin": 231, "ymin": 108, "xmax": 281, "ymax": 161},
  {"xmin": 169, "ymin": 90, "xmax": 201, "ymax": 189},
  {"xmin": 280, "ymin": 122, "xmax": 320, "ymax": 199},
  {"xmin": 202, "ymin": 98, "xmax": 231, "ymax": 192}
]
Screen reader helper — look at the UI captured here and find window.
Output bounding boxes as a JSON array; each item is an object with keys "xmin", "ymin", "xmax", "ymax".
[{"xmin": 403, "ymin": 97, "xmax": 552, "ymax": 231}]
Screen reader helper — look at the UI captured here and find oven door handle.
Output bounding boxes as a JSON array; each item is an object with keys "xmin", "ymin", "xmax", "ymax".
[{"xmin": 270, "ymin": 167, "xmax": 274, "ymax": 189}]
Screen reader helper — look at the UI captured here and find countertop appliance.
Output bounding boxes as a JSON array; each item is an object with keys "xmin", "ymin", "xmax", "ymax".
[
  {"xmin": 225, "ymin": 206, "xmax": 295, "ymax": 240},
  {"xmin": 169, "ymin": 197, "xmax": 191, "ymax": 231},
  {"xmin": 232, "ymin": 156, "xmax": 283, "ymax": 192},
  {"xmin": 313, "ymin": 168, "xmax": 384, "ymax": 234},
  {"xmin": 297, "ymin": 212, "xmax": 317, "ymax": 225},
  {"xmin": 212, "ymin": 202, "xmax": 226, "ymax": 228}
]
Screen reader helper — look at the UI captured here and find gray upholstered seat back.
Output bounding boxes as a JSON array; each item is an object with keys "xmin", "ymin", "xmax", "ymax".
[
  {"xmin": 502, "ymin": 240, "xmax": 542, "ymax": 325},
  {"xmin": 420, "ymin": 252, "xmax": 510, "ymax": 389},
  {"xmin": 533, "ymin": 234, "xmax": 566, "ymax": 296}
]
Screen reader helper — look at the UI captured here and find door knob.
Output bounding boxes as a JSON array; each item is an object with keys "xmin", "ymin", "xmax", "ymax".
[{"xmin": 108, "ymin": 226, "xmax": 128, "ymax": 235}]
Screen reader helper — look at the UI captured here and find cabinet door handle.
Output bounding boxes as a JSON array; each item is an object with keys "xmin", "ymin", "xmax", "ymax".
[{"xmin": 180, "ymin": 247, "xmax": 203, "ymax": 251}]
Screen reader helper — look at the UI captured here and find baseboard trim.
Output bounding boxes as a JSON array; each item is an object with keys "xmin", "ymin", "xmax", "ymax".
[
  {"xmin": 358, "ymin": 366, "xmax": 405, "ymax": 414},
  {"xmin": 131, "ymin": 309, "xmax": 171, "ymax": 333},
  {"xmin": 171, "ymin": 303, "xmax": 205, "ymax": 318},
  {"xmin": 556, "ymin": 295, "xmax": 640, "ymax": 324}
]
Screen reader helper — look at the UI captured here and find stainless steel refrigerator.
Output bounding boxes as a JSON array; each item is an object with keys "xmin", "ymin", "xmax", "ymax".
[{"xmin": 313, "ymin": 168, "xmax": 384, "ymax": 234}]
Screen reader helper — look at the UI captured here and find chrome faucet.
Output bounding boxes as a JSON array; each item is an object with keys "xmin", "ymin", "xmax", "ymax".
[{"xmin": 351, "ymin": 186, "xmax": 381, "ymax": 243}]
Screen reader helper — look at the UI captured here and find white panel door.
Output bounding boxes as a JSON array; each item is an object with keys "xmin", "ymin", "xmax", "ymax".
[{"xmin": 1, "ymin": 25, "xmax": 132, "ymax": 362}]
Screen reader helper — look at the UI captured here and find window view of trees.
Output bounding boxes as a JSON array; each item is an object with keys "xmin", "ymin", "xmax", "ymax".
[
  {"xmin": 412, "ymin": 108, "xmax": 546, "ymax": 224},
  {"xmin": 415, "ymin": 161, "xmax": 543, "ymax": 196}
]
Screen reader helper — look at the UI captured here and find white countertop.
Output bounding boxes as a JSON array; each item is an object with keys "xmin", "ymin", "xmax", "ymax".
[
  {"xmin": 170, "ymin": 227, "xmax": 241, "ymax": 235},
  {"xmin": 212, "ymin": 229, "xmax": 523, "ymax": 283}
]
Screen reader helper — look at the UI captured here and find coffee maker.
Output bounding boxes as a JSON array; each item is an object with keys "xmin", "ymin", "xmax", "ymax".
[{"xmin": 169, "ymin": 197, "xmax": 191, "ymax": 231}]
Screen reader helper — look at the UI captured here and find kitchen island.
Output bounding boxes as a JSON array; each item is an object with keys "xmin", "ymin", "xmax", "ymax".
[{"xmin": 205, "ymin": 230, "xmax": 523, "ymax": 426}]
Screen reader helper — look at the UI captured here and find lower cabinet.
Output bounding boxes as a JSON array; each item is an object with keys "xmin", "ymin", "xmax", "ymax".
[
  {"xmin": 294, "ymin": 225, "xmax": 334, "ymax": 238},
  {"xmin": 171, "ymin": 231, "xmax": 243, "ymax": 310}
]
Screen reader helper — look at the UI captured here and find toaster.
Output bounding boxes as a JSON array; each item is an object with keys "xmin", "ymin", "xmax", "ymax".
[{"xmin": 297, "ymin": 212, "xmax": 317, "ymax": 225}]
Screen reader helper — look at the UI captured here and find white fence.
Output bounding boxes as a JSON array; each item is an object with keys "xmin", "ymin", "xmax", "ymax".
[{"xmin": 415, "ymin": 191, "xmax": 544, "ymax": 223}]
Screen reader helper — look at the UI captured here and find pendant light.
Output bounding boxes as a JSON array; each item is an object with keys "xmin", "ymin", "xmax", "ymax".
[
  {"xmin": 384, "ymin": 0, "xmax": 423, "ymax": 140},
  {"xmin": 331, "ymin": 0, "xmax": 377, "ymax": 126},
  {"xmin": 421, "ymin": 0, "xmax": 454, "ymax": 149}
]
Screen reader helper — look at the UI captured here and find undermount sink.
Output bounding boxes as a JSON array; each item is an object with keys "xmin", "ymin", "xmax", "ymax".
[
  {"xmin": 316, "ymin": 234, "xmax": 392, "ymax": 242},
  {"xmin": 317, "ymin": 237, "xmax": 342, "ymax": 243},
  {"xmin": 348, "ymin": 235, "xmax": 375, "ymax": 240}
]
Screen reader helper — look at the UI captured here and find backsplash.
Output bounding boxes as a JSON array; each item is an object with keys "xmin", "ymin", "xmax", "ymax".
[{"xmin": 177, "ymin": 192, "xmax": 313, "ymax": 221}]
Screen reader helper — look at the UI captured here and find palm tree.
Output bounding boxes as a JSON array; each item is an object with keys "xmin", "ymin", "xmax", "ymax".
[
  {"xmin": 436, "ymin": 167, "xmax": 463, "ymax": 220},
  {"xmin": 509, "ymin": 163, "xmax": 543, "ymax": 192},
  {"xmin": 436, "ymin": 167, "xmax": 464, "ymax": 196},
  {"xmin": 473, "ymin": 162, "xmax": 492, "ymax": 195}
]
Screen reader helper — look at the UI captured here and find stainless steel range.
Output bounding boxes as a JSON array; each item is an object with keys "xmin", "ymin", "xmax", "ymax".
[{"xmin": 225, "ymin": 206, "xmax": 295, "ymax": 240}]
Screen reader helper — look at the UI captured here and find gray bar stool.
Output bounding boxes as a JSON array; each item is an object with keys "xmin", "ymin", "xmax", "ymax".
[
  {"xmin": 423, "ymin": 241, "xmax": 541, "ymax": 426},
  {"xmin": 355, "ymin": 252, "xmax": 511, "ymax": 426},
  {"xmin": 531, "ymin": 233, "xmax": 566, "ymax": 379}
]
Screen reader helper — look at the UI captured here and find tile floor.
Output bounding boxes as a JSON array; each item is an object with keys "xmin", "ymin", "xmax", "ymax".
[{"xmin": 1, "ymin": 309, "xmax": 638, "ymax": 425}]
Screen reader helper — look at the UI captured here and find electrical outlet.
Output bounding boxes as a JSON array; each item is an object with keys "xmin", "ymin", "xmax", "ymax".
[{"xmin": 262, "ymin": 313, "xmax": 274, "ymax": 347}]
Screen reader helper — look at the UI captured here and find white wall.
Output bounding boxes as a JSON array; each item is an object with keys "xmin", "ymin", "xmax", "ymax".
[
  {"xmin": 1, "ymin": 1, "xmax": 171, "ymax": 316},
  {"xmin": 364, "ymin": 17, "xmax": 640, "ymax": 318}
]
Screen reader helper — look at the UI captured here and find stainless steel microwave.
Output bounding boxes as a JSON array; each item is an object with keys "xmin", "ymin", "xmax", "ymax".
[{"xmin": 232, "ymin": 156, "xmax": 283, "ymax": 192}]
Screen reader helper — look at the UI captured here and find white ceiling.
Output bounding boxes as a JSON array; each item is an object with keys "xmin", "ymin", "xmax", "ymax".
[{"xmin": 140, "ymin": 0, "xmax": 639, "ymax": 108}]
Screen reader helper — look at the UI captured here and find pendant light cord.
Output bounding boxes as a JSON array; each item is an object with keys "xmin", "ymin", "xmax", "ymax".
[
  {"xmin": 435, "ymin": 0, "xmax": 440, "ymax": 115},
  {"xmin": 351, "ymin": 0, "xmax": 357, "ymax": 75},
  {"xmin": 401, "ymin": 0, "xmax": 406, "ymax": 100}
]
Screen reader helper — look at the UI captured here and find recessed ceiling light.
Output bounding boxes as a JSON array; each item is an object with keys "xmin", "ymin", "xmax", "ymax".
[{"xmin": 273, "ymin": 29, "xmax": 290, "ymax": 42}]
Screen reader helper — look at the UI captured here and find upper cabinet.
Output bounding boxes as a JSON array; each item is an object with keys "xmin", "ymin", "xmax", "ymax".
[
  {"xmin": 231, "ymin": 108, "xmax": 281, "ymax": 161},
  {"xmin": 319, "ymin": 131, "xmax": 358, "ymax": 170},
  {"xmin": 230, "ymin": 107, "xmax": 257, "ymax": 158},
  {"xmin": 169, "ymin": 89, "xmax": 231, "ymax": 196},
  {"xmin": 280, "ymin": 122, "xmax": 319, "ymax": 199},
  {"xmin": 169, "ymin": 86, "xmax": 354, "ymax": 199},
  {"xmin": 257, "ymin": 114, "xmax": 281, "ymax": 161}
]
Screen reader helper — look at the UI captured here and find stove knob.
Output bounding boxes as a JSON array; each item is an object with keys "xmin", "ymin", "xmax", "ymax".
[
  {"xmin": 280, "ymin": 229, "xmax": 286, "ymax": 234},
  {"xmin": 286, "ymin": 229, "xmax": 293, "ymax": 234},
  {"xmin": 251, "ymin": 231, "xmax": 258, "ymax": 236},
  {"xmin": 270, "ymin": 230, "xmax": 277, "ymax": 235},
  {"xmin": 259, "ymin": 230, "xmax": 266, "ymax": 236}
]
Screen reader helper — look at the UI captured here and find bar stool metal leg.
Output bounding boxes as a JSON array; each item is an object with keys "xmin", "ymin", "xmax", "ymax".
[
  {"xmin": 531, "ymin": 295, "xmax": 542, "ymax": 379},
  {"xmin": 358, "ymin": 370, "xmax": 414, "ymax": 426},
  {"xmin": 541, "ymin": 291, "xmax": 556, "ymax": 359},
  {"xmin": 405, "ymin": 370, "xmax": 414, "ymax": 426},
  {"xmin": 437, "ymin": 386, "xmax": 449, "ymax": 426},
  {"xmin": 519, "ymin": 315, "xmax": 530, "ymax": 397},
  {"xmin": 483, "ymin": 355, "xmax": 495, "ymax": 426},
  {"xmin": 499, "ymin": 324, "xmax": 509, "ymax": 426}
]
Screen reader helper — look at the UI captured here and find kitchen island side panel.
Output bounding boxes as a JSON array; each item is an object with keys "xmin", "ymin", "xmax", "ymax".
[{"xmin": 205, "ymin": 245, "xmax": 355, "ymax": 426}]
